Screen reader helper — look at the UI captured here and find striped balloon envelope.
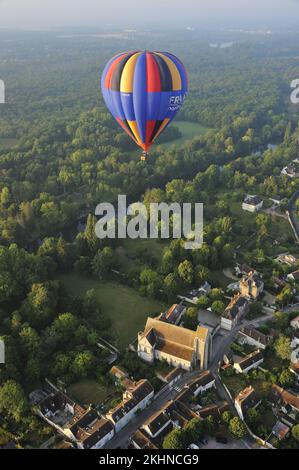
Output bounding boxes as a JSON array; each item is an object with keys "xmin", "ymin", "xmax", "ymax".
[{"xmin": 101, "ymin": 51, "xmax": 188, "ymax": 159}]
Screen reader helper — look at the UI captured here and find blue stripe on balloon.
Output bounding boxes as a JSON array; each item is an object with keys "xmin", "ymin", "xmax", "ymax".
[
  {"xmin": 120, "ymin": 92, "xmax": 135, "ymax": 121},
  {"xmin": 101, "ymin": 53, "xmax": 125, "ymax": 118},
  {"xmin": 133, "ymin": 52, "xmax": 147, "ymax": 144},
  {"xmin": 110, "ymin": 90, "xmax": 126, "ymax": 121}
]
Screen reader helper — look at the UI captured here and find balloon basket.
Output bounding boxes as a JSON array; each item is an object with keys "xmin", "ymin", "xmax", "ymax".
[{"xmin": 140, "ymin": 152, "xmax": 149, "ymax": 161}]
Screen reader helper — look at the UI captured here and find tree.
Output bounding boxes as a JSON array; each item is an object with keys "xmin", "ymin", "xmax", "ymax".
[
  {"xmin": 92, "ymin": 247, "xmax": 115, "ymax": 280},
  {"xmin": 279, "ymin": 369, "xmax": 295, "ymax": 388},
  {"xmin": 274, "ymin": 335, "xmax": 291, "ymax": 361},
  {"xmin": 292, "ymin": 424, "xmax": 299, "ymax": 442},
  {"xmin": 163, "ymin": 428, "xmax": 187, "ymax": 450},
  {"xmin": 185, "ymin": 418, "xmax": 204, "ymax": 443},
  {"xmin": 246, "ymin": 408, "xmax": 259, "ymax": 426},
  {"xmin": 222, "ymin": 410, "xmax": 233, "ymax": 425},
  {"xmin": 183, "ymin": 307, "xmax": 199, "ymax": 331},
  {"xmin": 196, "ymin": 295, "xmax": 210, "ymax": 309},
  {"xmin": 211, "ymin": 300, "xmax": 225, "ymax": 315},
  {"xmin": 0, "ymin": 380, "xmax": 29, "ymax": 422},
  {"xmin": 229, "ymin": 417, "xmax": 247, "ymax": 439},
  {"xmin": 72, "ymin": 351, "xmax": 95, "ymax": 379},
  {"xmin": 163, "ymin": 273, "xmax": 179, "ymax": 301},
  {"xmin": 178, "ymin": 260, "xmax": 194, "ymax": 285},
  {"xmin": 140, "ymin": 268, "xmax": 161, "ymax": 297},
  {"xmin": 276, "ymin": 287, "xmax": 293, "ymax": 307}
]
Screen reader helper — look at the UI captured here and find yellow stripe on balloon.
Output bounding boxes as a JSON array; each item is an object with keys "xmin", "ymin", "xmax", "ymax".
[
  {"xmin": 152, "ymin": 118, "xmax": 170, "ymax": 143},
  {"xmin": 156, "ymin": 53, "xmax": 182, "ymax": 91},
  {"xmin": 120, "ymin": 52, "xmax": 141, "ymax": 93},
  {"xmin": 127, "ymin": 120, "xmax": 143, "ymax": 147}
]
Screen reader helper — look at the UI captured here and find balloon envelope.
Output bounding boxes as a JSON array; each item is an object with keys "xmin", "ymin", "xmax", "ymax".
[{"xmin": 101, "ymin": 51, "xmax": 188, "ymax": 153}]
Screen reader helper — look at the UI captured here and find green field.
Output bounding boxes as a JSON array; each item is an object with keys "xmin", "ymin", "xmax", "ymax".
[
  {"xmin": 157, "ymin": 120, "xmax": 212, "ymax": 149},
  {"xmin": 58, "ymin": 273, "xmax": 166, "ymax": 348},
  {"xmin": 67, "ymin": 379, "xmax": 114, "ymax": 406}
]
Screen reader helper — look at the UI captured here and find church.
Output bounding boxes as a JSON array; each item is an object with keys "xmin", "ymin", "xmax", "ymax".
[{"xmin": 137, "ymin": 317, "xmax": 211, "ymax": 371}]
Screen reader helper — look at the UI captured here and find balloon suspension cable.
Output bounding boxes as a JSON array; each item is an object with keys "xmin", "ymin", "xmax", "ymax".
[{"xmin": 140, "ymin": 151, "xmax": 149, "ymax": 161}]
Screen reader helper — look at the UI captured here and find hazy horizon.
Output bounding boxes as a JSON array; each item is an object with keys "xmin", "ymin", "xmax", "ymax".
[{"xmin": 1, "ymin": 0, "xmax": 299, "ymax": 30}]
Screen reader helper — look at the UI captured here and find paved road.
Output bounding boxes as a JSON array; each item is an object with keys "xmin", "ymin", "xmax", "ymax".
[{"xmin": 282, "ymin": 302, "xmax": 299, "ymax": 313}]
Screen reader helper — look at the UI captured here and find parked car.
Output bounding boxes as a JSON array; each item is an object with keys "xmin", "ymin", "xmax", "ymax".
[{"xmin": 188, "ymin": 444, "xmax": 200, "ymax": 450}]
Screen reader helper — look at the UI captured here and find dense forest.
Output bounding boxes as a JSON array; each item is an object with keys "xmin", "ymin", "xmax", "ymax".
[{"xmin": 0, "ymin": 28, "xmax": 299, "ymax": 446}]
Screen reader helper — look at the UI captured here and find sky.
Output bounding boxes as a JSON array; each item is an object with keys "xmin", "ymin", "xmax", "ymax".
[{"xmin": 0, "ymin": 0, "xmax": 299, "ymax": 30}]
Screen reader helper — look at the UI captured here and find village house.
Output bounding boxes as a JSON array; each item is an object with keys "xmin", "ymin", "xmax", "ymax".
[
  {"xmin": 187, "ymin": 370, "xmax": 215, "ymax": 397},
  {"xmin": 237, "ymin": 326, "xmax": 271, "ymax": 350},
  {"xmin": 276, "ymin": 253, "xmax": 298, "ymax": 266},
  {"xmin": 109, "ymin": 365, "xmax": 129, "ymax": 383},
  {"xmin": 234, "ymin": 263, "xmax": 255, "ymax": 277},
  {"xmin": 36, "ymin": 390, "xmax": 86, "ymax": 435},
  {"xmin": 106, "ymin": 379, "xmax": 154, "ymax": 433},
  {"xmin": 142, "ymin": 409, "xmax": 172, "ymax": 439},
  {"xmin": 197, "ymin": 402, "xmax": 229, "ymax": 420},
  {"xmin": 239, "ymin": 270, "xmax": 264, "ymax": 299},
  {"xmin": 290, "ymin": 315, "xmax": 299, "ymax": 330},
  {"xmin": 35, "ymin": 389, "xmax": 116, "ymax": 449},
  {"xmin": 130, "ymin": 429, "xmax": 158, "ymax": 450},
  {"xmin": 178, "ymin": 282, "xmax": 211, "ymax": 304},
  {"xmin": 281, "ymin": 163, "xmax": 299, "ymax": 178},
  {"xmin": 287, "ymin": 270, "xmax": 299, "ymax": 283},
  {"xmin": 159, "ymin": 303, "xmax": 186, "ymax": 325},
  {"xmin": 233, "ymin": 350, "xmax": 264, "ymax": 374},
  {"xmin": 221, "ymin": 294, "xmax": 249, "ymax": 331},
  {"xmin": 138, "ymin": 317, "xmax": 211, "ymax": 371},
  {"xmin": 66, "ymin": 410, "xmax": 114, "ymax": 449},
  {"xmin": 271, "ymin": 385, "xmax": 299, "ymax": 419},
  {"xmin": 242, "ymin": 195, "xmax": 263, "ymax": 212},
  {"xmin": 235, "ymin": 386, "xmax": 261, "ymax": 420},
  {"xmin": 272, "ymin": 421, "xmax": 290, "ymax": 441}
]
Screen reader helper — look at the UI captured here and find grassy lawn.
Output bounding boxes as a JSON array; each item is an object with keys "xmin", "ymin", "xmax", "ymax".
[
  {"xmin": 156, "ymin": 121, "xmax": 212, "ymax": 149},
  {"xmin": 67, "ymin": 379, "xmax": 115, "ymax": 406},
  {"xmin": 58, "ymin": 273, "xmax": 166, "ymax": 349},
  {"xmin": 222, "ymin": 374, "xmax": 246, "ymax": 397},
  {"xmin": 121, "ymin": 238, "xmax": 166, "ymax": 265}
]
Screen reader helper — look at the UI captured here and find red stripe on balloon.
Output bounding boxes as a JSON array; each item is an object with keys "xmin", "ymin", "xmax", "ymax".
[
  {"xmin": 146, "ymin": 52, "xmax": 161, "ymax": 92},
  {"xmin": 105, "ymin": 53, "xmax": 128, "ymax": 89},
  {"xmin": 145, "ymin": 120, "xmax": 157, "ymax": 148}
]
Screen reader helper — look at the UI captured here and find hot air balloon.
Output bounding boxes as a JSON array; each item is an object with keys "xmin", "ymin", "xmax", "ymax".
[{"xmin": 101, "ymin": 51, "xmax": 188, "ymax": 160}]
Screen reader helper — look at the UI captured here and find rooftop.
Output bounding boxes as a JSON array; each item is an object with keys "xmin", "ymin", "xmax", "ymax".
[
  {"xmin": 69, "ymin": 410, "xmax": 113, "ymax": 449},
  {"xmin": 139, "ymin": 317, "xmax": 209, "ymax": 363},
  {"xmin": 223, "ymin": 294, "xmax": 248, "ymax": 320},
  {"xmin": 188, "ymin": 370, "xmax": 215, "ymax": 394},
  {"xmin": 243, "ymin": 195, "xmax": 263, "ymax": 206},
  {"xmin": 272, "ymin": 420, "xmax": 290, "ymax": 440},
  {"xmin": 161, "ymin": 304, "xmax": 185, "ymax": 324},
  {"xmin": 239, "ymin": 326, "xmax": 270, "ymax": 347},
  {"xmin": 271, "ymin": 385, "xmax": 299, "ymax": 412},
  {"xmin": 234, "ymin": 350, "xmax": 263, "ymax": 371},
  {"xmin": 131, "ymin": 429, "xmax": 158, "ymax": 450},
  {"xmin": 143, "ymin": 409, "xmax": 171, "ymax": 436},
  {"xmin": 107, "ymin": 379, "xmax": 153, "ymax": 423},
  {"xmin": 235, "ymin": 386, "xmax": 260, "ymax": 412}
]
